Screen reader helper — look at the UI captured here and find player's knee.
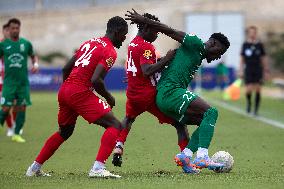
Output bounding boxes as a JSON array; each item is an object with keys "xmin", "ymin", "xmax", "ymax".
[
  {"xmin": 203, "ymin": 107, "xmax": 219, "ymax": 122},
  {"xmin": 59, "ymin": 125, "xmax": 75, "ymax": 140}
]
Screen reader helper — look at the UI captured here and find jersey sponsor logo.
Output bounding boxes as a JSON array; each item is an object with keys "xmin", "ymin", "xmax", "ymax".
[
  {"xmin": 6, "ymin": 45, "xmax": 11, "ymax": 50},
  {"xmin": 143, "ymin": 50, "xmax": 152, "ymax": 59},
  {"xmin": 106, "ymin": 57, "xmax": 114, "ymax": 68},
  {"xmin": 8, "ymin": 53, "xmax": 24, "ymax": 67},
  {"xmin": 20, "ymin": 44, "xmax": 25, "ymax": 52}
]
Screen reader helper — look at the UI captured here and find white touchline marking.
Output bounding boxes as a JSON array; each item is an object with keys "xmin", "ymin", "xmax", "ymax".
[{"xmin": 208, "ymin": 98, "xmax": 284, "ymax": 129}]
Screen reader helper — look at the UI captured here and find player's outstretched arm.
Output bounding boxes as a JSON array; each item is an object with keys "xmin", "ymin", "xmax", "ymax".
[
  {"xmin": 125, "ymin": 9, "xmax": 186, "ymax": 43},
  {"xmin": 91, "ymin": 64, "xmax": 115, "ymax": 108},
  {"xmin": 62, "ymin": 55, "xmax": 76, "ymax": 81},
  {"xmin": 141, "ymin": 49, "xmax": 176, "ymax": 77}
]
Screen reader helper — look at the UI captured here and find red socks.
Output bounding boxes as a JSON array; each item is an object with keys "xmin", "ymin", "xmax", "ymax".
[
  {"xmin": 117, "ymin": 128, "xmax": 130, "ymax": 144},
  {"xmin": 178, "ymin": 138, "xmax": 189, "ymax": 151},
  {"xmin": 5, "ymin": 114, "xmax": 13, "ymax": 128},
  {"xmin": 96, "ymin": 127, "xmax": 120, "ymax": 163},
  {"xmin": 35, "ymin": 132, "xmax": 65, "ymax": 164}
]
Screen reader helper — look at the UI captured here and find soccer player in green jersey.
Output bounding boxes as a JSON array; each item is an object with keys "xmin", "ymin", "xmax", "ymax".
[
  {"xmin": 126, "ymin": 9, "xmax": 230, "ymax": 174},
  {"xmin": 0, "ymin": 18, "xmax": 39, "ymax": 143}
]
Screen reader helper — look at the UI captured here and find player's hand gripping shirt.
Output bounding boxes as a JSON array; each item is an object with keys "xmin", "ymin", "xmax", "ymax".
[
  {"xmin": 0, "ymin": 38, "xmax": 34, "ymax": 86},
  {"xmin": 157, "ymin": 34, "xmax": 205, "ymax": 92},
  {"xmin": 126, "ymin": 36, "xmax": 158, "ymax": 101},
  {"xmin": 65, "ymin": 37, "xmax": 117, "ymax": 89}
]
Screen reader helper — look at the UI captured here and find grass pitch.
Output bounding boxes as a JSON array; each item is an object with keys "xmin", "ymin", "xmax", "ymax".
[{"xmin": 0, "ymin": 91, "xmax": 283, "ymax": 189}]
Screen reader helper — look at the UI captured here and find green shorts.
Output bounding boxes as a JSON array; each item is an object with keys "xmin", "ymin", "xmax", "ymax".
[
  {"xmin": 156, "ymin": 87, "xmax": 198, "ymax": 124},
  {"xmin": 1, "ymin": 84, "xmax": 31, "ymax": 106}
]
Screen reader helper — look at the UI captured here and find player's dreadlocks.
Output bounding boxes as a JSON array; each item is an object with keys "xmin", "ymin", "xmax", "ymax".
[
  {"xmin": 106, "ymin": 16, "xmax": 128, "ymax": 33},
  {"xmin": 210, "ymin": 33, "xmax": 230, "ymax": 49},
  {"xmin": 137, "ymin": 13, "xmax": 160, "ymax": 32}
]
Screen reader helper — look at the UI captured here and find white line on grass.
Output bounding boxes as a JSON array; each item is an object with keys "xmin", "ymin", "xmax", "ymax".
[{"xmin": 209, "ymin": 99, "xmax": 284, "ymax": 129}]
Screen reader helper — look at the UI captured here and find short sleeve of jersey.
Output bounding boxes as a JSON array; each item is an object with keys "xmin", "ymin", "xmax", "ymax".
[
  {"xmin": 182, "ymin": 34, "xmax": 203, "ymax": 50},
  {"xmin": 98, "ymin": 48, "xmax": 117, "ymax": 72},
  {"xmin": 140, "ymin": 43, "xmax": 155, "ymax": 65}
]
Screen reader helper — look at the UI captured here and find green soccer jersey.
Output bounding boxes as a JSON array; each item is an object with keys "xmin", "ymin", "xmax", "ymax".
[
  {"xmin": 157, "ymin": 34, "xmax": 205, "ymax": 91},
  {"xmin": 0, "ymin": 38, "xmax": 34, "ymax": 86}
]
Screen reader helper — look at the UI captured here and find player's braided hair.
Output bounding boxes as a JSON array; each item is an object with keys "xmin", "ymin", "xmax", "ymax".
[
  {"xmin": 7, "ymin": 18, "xmax": 21, "ymax": 26},
  {"xmin": 106, "ymin": 16, "xmax": 128, "ymax": 33},
  {"xmin": 210, "ymin": 33, "xmax": 230, "ymax": 49},
  {"xmin": 137, "ymin": 13, "xmax": 160, "ymax": 32}
]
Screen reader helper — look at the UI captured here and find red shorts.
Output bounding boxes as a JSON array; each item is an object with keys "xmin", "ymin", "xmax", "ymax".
[
  {"xmin": 58, "ymin": 83, "xmax": 111, "ymax": 126},
  {"xmin": 126, "ymin": 97, "xmax": 174, "ymax": 125}
]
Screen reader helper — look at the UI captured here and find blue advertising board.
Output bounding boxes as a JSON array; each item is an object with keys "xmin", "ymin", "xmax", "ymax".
[{"xmin": 29, "ymin": 67, "xmax": 235, "ymax": 91}]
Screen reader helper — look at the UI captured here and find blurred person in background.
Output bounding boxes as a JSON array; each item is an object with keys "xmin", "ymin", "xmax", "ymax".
[
  {"xmin": 0, "ymin": 18, "xmax": 39, "ymax": 143},
  {"xmin": 216, "ymin": 60, "xmax": 229, "ymax": 91},
  {"xmin": 1, "ymin": 23, "xmax": 16, "ymax": 137},
  {"xmin": 239, "ymin": 26, "xmax": 269, "ymax": 116}
]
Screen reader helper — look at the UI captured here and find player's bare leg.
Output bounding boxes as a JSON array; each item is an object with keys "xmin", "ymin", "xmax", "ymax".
[
  {"xmin": 89, "ymin": 112, "xmax": 122, "ymax": 178},
  {"xmin": 253, "ymin": 83, "xmax": 261, "ymax": 116},
  {"xmin": 245, "ymin": 84, "xmax": 253, "ymax": 114},
  {"xmin": 177, "ymin": 97, "xmax": 224, "ymax": 171},
  {"xmin": 112, "ymin": 116, "xmax": 135, "ymax": 167},
  {"xmin": 172, "ymin": 122, "xmax": 190, "ymax": 151}
]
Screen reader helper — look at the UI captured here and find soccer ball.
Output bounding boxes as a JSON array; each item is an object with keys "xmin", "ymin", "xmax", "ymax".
[{"xmin": 211, "ymin": 151, "xmax": 234, "ymax": 173}]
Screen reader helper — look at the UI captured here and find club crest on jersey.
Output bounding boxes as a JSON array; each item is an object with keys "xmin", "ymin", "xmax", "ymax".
[
  {"xmin": 20, "ymin": 44, "xmax": 25, "ymax": 52},
  {"xmin": 143, "ymin": 50, "xmax": 152, "ymax": 59},
  {"xmin": 106, "ymin": 57, "xmax": 114, "ymax": 68}
]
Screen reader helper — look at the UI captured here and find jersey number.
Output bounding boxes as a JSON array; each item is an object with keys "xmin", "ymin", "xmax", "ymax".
[
  {"xmin": 99, "ymin": 99, "xmax": 109, "ymax": 109},
  {"xmin": 126, "ymin": 51, "xmax": 137, "ymax": 76},
  {"xmin": 75, "ymin": 43, "xmax": 97, "ymax": 67}
]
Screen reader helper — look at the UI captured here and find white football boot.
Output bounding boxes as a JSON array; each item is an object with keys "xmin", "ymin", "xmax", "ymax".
[
  {"xmin": 89, "ymin": 168, "xmax": 121, "ymax": 178},
  {"xmin": 26, "ymin": 166, "xmax": 51, "ymax": 177}
]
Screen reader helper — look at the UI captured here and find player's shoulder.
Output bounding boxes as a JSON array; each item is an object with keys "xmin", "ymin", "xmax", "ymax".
[
  {"xmin": 185, "ymin": 33, "xmax": 203, "ymax": 43},
  {"xmin": 20, "ymin": 37, "xmax": 31, "ymax": 44},
  {"xmin": 130, "ymin": 36, "xmax": 154, "ymax": 48}
]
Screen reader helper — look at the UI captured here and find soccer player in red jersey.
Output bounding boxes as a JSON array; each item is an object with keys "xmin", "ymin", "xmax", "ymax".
[
  {"xmin": 0, "ymin": 23, "xmax": 15, "ymax": 136},
  {"xmin": 26, "ymin": 16, "xmax": 128, "ymax": 178},
  {"xmin": 112, "ymin": 13, "xmax": 189, "ymax": 167}
]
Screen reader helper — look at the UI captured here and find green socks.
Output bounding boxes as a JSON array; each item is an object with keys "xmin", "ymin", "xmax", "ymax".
[
  {"xmin": 185, "ymin": 107, "xmax": 218, "ymax": 152},
  {"xmin": 186, "ymin": 127, "xmax": 199, "ymax": 153},
  {"xmin": 0, "ymin": 109, "xmax": 9, "ymax": 126},
  {"xmin": 198, "ymin": 107, "xmax": 218, "ymax": 148},
  {"xmin": 15, "ymin": 111, "xmax": 26, "ymax": 134}
]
